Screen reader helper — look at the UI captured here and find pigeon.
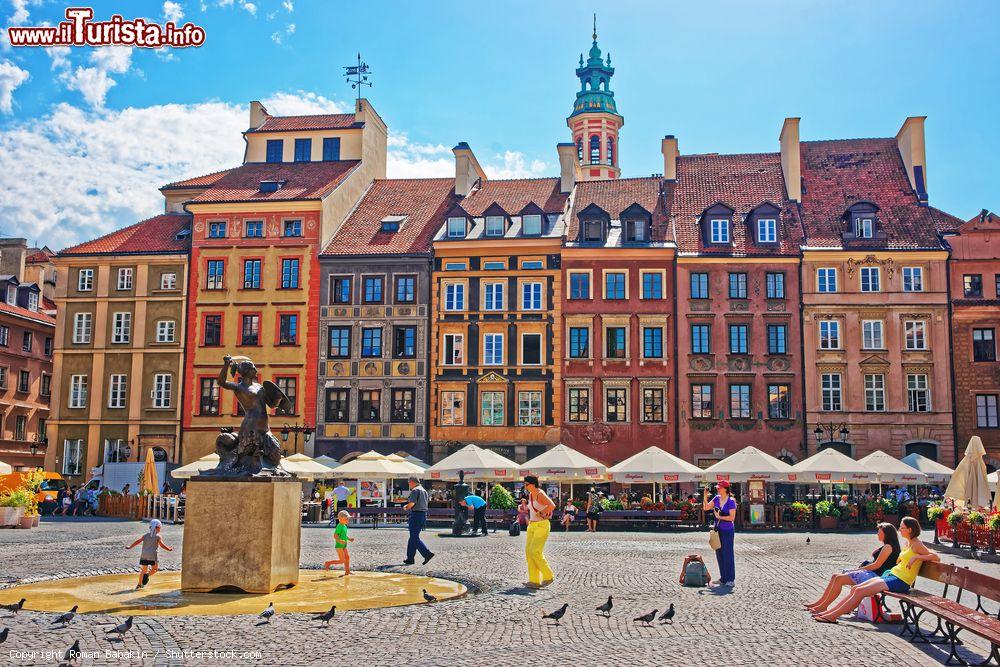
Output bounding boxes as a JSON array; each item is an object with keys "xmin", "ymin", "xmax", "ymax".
[
  {"xmin": 62, "ymin": 639, "xmax": 82, "ymax": 664},
  {"xmin": 658, "ymin": 604, "xmax": 675, "ymax": 624},
  {"xmin": 313, "ymin": 605, "xmax": 336, "ymax": 624},
  {"xmin": 0, "ymin": 627, "xmax": 7, "ymax": 644},
  {"xmin": 1, "ymin": 598, "xmax": 25, "ymax": 615},
  {"xmin": 542, "ymin": 603, "xmax": 568, "ymax": 624},
  {"xmin": 106, "ymin": 616, "xmax": 133, "ymax": 639},
  {"xmin": 596, "ymin": 595, "xmax": 613, "ymax": 617},
  {"xmin": 422, "ymin": 589, "xmax": 437, "ymax": 603},
  {"xmin": 634, "ymin": 609, "xmax": 657, "ymax": 626},
  {"xmin": 52, "ymin": 605, "xmax": 79, "ymax": 627},
  {"xmin": 259, "ymin": 602, "xmax": 275, "ymax": 623},
  {"xmin": 806, "ymin": 537, "xmax": 811, "ymax": 544}
]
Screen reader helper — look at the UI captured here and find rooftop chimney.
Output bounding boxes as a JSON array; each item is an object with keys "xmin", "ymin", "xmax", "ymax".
[
  {"xmin": 661, "ymin": 135, "xmax": 678, "ymax": 181},
  {"xmin": 556, "ymin": 143, "xmax": 578, "ymax": 194},
  {"xmin": 896, "ymin": 116, "xmax": 928, "ymax": 202},
  {"xmin": 453, "ymin": 142, "xmax": 487, "ymax": 198},
  {"xmin": 779, "ymin": 117, "xmax": 801, "ymax": 202},
  {"xmin": 249, "ymin": 100, "xmax": 269, "ymax": 131}
]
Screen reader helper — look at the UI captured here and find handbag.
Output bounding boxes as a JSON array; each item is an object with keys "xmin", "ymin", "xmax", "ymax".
[
  {"xmin": 708, "ymin": 527, "xmax": 721, "ymax": 550},
  {"xmin": 509, "ymin": 521, "xmax": 521, "ymax": 537}
]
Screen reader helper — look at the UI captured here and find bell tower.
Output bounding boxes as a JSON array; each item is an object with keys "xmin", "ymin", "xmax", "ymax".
[{"xmin": 568, "ymin": 16, "xmax": 623, "ymax": 180}]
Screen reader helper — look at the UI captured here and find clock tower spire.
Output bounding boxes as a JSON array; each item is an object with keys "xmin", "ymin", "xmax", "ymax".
[{"xmin": 568, "ymin": 15, "xmax": 623, "ymax": 180}]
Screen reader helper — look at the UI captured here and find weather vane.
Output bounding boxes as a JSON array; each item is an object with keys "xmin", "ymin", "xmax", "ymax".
[{"xmin": 343, "ymin": 52, "xmax": 372, "ymax": 102}]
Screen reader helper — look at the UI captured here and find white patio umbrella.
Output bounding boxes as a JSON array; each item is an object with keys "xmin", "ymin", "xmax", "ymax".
[
  {"xmin": 314, "ymin": 455, "xmax": 342, "ymax": 471},
  {"xmin": 331, "ymin": 451, "xmax": 424, "ymax": 479},
  {"xmin": 520, "ymin": 444, "xmax": 607, "ymax": 481},
  {"xmin": 0, "ymin": 460, "xmax": 11, "ymax": 475},
  {"xmin": 901, "ymin": 453, "xmax": 954, "ymax": 484},
  {"xmin": 425, "ymin": 444, "xmax": 520, "ymax": 481},
  {"xmin": 609, "ymin": 446, "xmax": 703, "ymax": 483},
  {"xmin": 858, "ymin": 450, "xmax": 928, "ymax": 486},
  {"xmin": 280, "ymin": 453, "xmax": 338, "ymax": 480},
  {"xmin": 402, "ymin": 454, "xmax": 430, "ymax": 469},
  {"xmin": 946, "ymin": 436, "xmax": 992, "ymax": 509},
  {"xmin": 170, "ymin": 453, "xmax": 220, "ymax": 479},
  {"xmin": 703, "ymin": 446, "xmax": 795, "ymax": 483},
  {"xmin": 791, "ymin": 449, "xmax": 875, "ymax": 485}
]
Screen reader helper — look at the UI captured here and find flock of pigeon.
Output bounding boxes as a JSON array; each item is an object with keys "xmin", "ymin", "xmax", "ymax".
[
  {"xmin": 0, "ymin": 598, "xmax": 134, "ymax": 664},
  {"xmin": 543, "ymin": 597, "xmax": 676, "ymax": 626}
]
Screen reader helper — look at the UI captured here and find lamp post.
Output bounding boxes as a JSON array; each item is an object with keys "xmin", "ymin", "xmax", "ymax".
[
  {"xmin": 806, "ymin": 490, "xmax": 820, "ymax": 530},
  {"xmin": 813, "ymin": 423, "xmax": 851, "ymax": 453},
  {"xmin": 280, "ymin": 423, "xmax": 314, "ymax": 456}
]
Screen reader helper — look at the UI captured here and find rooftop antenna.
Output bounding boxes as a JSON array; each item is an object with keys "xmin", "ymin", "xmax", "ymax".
[{"xmin": 343, "ymin": 52, "xmax": 372, "ymax": 102}]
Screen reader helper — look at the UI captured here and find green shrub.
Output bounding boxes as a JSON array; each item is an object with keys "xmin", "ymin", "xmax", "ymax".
[
  {"xmin": 947, "ymin": 511, "xmax": 966, "ymax": 527},
  {"xmin": 968, "ymin": 510, "xmax": 986, "ymax": 526},
  {"xmin": 790, "ymin": 501, "xmax": 811, "ymax": 522},
  {"xmin": 488, "ymin": 484, "xmax": 515, "ymax": 510},
  {"xmin": 600, "ymin": 498, "xmax": 624, "ymax": 511},
  {"xmin": 0, "ymin": 488, "xmax": 31, "ymax": 509},
  {"xmin": 926, "ymin": 506, "xmax": 945, "ymax": 521},
  {"xmin": 987, "ymin": 513, "xmax": 1000, "ymax": 531},
  {"xmin": 815, "ymin": 500, "xmax": 842, "ymax": 519}
]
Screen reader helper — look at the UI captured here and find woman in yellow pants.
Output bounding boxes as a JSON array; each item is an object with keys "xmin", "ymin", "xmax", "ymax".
[{"xmin": 523, "ymin": 474, "xmax": 556, "ymax": 589}]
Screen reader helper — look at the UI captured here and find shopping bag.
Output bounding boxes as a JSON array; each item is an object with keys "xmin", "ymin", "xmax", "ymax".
[
  {"xmin": 856, "ymin": 596, "xmax": 886, "ymax": 623},
  {"xmin": 708, "ymin": 528, "xmax": 721, "ymax": 550}
]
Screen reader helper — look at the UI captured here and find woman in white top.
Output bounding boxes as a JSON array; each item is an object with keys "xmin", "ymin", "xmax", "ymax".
[{"xmin": 523, "ymin": 475, "xmax": 556, "ymax": 589}]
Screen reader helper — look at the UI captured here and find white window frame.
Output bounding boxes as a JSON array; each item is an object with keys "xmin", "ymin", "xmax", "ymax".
[
  {"xmin": 484, "ymin": 215, "xmax": 504, "ymax": 237},
  {"xmin": 442, "ymin": 334, "xmax": 464, "ymax": 366},
  {"xmin": 108, "ymin": 374, "xmax": 127, "ymax": 409},
  {"xmin": 860, "ymin": 266, "xmax": 881, "ymax": 292},
  {"xmin": 444, "ymin": 283, "xmax": 465, "ymax": 311},
  {"xmin": 104, "ymin": 438, "xmax": 127, "ymax": 464},
  {"xmin": 483, "ymin": 282, "xmax": 504, "ymax": 311},
  {"xmin": 817, "ymin": 267, "xmax": 838, "ymax": 293},
  {"xmin": 522, "ymin": 214, "xmax": 543, "ymax": 236},
  {"xmin": 855, "ymin": 217, "xmax": 874, "ymax": 238},
  {"xmin": 483, "ymin": 333, "xmax": 504, "ymax": 366},
  {"xmin": 819, "ymin": 320, "xmax": 841, "ymax": 350},
  {"xmin": 156, "ymin": 320, "xmax": 176, "ymax": 343},
  {"xmin": 73, "ymin": 312, "xmax": 93, "ymax": 344},
  {"xmin": 862, "ymin": 320, "xmax": 884, "ymax": 350},
  {"xmin": 69, "ymin": 375, "xmax": 88, "ymax": 408},
  {"xmin": 62, "ymin": 439, "xmax": 83, "ymax": 476},
  {"xmin": 902, "ymin": 266, "xmax": 924, "ymax": 293},
  {"xmin": 905, "ymin": 320, "xmax": 927, "ymax": 350},
  {"xmin": 160, "ymin": 272, "xmax": 178, "ymax": 290},
  {"xmin": 821, "ymin": 373, "xmax": 842, "ymax": 412},
  {"xmin": 907, "ymin": 374, "xmax": 930, "ymax": 412},
  {"xmin": 521, "ymin": 282, "xmax": 543, "ymax": 311},
  {"xmin": 446, "ymin": 217, "xmax": 466, "ymax": 238},
  {"xmin": 153, "ymin": 373, "xmax": 172, "ymax": 408},
  {"xmin": 977, "ymin": 395, "xmax": 999, "ymax": 428},
  {"xmin": 112, "ymin": 312, "xmax": 132, "ymax": 344},
  {"xmin": 864, "ymin": 373, "xmax": 886, "ymax": 412},
  {"xmin": 757, "ymin": 218, "xmax": 777, "ymax": 243},
  {"xmin": 710, "ymin": 219, "xmax": 729, "ymax": 244},
  {"xmin": 27, "ymin": 292, "xmax": 38, "ymax": 311},
  {"xmin": 116, "ymin": 267, "xmax": 133, "ymax": 291},
  {"xmin": 5, "ymin": 285, "xmax": 14, "ymax": 305},
  {"xmin": 77, "ymin": 268, "xmax": 94, "ymax": 292},
  {"xmin": 517, "ymin": 390, "xmax": 543, "ymax": 427}
]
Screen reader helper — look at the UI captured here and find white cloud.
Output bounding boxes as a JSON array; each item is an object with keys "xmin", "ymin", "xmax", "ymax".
[
  {"xmin": 0, "ymin": 60, "xmax": 29, "ymax": 114},
  {"xmin": 163, "ymin": 1, "xmax": 184, "ymax": 23},
  {"xmin": 154, "ymin": 47, "xmax": 177, "ymax": 62},
  {"xmin": 0, "ymin": 91, "xmax": 351, "ymax": 248},
  {"xmin": 282, "ymin": 0, "xmax": 294, "ymax": 11},
  {"xmin": 386, "ymin": 133, "xmax": 548, "ymax": 180},
  {"xmin": 45, "ymin": 46, "xmax": 71, "ymax": 70},
  {"xmin": 8, "ymin": 0, "xmax": 32, "ymax": 24},
  {"xmin": 59, "ymin": 47, "xmax": 133, "ymax": 108},
  {"xmin": 240, "ymin": 1, "xmax": 257, "ymax": 15},
  {"xmin": 271, "ymin": 23, "xmax": 295, "ymax": 44}
]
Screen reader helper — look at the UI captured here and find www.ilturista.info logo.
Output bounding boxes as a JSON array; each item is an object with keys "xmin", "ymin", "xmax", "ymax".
[{"xmin": 7, "ymin": 7, "xmax": 206, "ymax": 48}]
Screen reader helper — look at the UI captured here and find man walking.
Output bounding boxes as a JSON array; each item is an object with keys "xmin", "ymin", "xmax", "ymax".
[
  {"xmin": 403, "ymin": 477, "xmax": 434, "ymax": 565},
  {"xmin": 332, "ymin": 481, "xmax": 352, "ymax": 513},
  {"xmin": 460, "ymin": 492, "xmax": 488, "ymax": 536}
]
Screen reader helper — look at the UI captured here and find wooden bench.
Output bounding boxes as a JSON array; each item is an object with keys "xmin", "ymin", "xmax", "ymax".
[
  {"xmin": 879, "ymin": 561, "xmax": 1000, "ymax": 665},
  {"xmin": 595, "ymin": 510, "xmax": 682, "ymax": 529}
]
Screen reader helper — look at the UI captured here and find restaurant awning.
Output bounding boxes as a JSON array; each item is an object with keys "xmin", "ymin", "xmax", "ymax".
[
  {"xmin": 330, "ymin": 451, "xmax": 425, "ymax": 480},
  {"xmin": 790, "ymin": 449, "xmax": 875, "ymax": 483},
  {"xmin": 608, "ymin": 446, "xmax": 703, "ymax": 483},
  {"xmin": 901, "ymin": 453, "xmax": 954, "ymax": 483},
  {"xmin": 858, "ymin": 450, "xmax": 928, "ymax": 484},
  {"xmin": 424, "ymin": 444, "xmax": 520, "ymax": 481},
  {"xmin": 519, "ymin": 443, "xmax": 606, "ymax": 481},
  {"xmin": 703, "ymin": 446, "xmax": 795, "ymax": 483}
]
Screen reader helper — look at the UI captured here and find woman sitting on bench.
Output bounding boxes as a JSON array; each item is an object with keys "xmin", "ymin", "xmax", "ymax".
[
  {"xmin": 813, "ymin": 516, "xmax": 939, "ymax": 624},
  {"xmin": 805, "ymin": 522, "xmax": 900, "ymax": 614}
]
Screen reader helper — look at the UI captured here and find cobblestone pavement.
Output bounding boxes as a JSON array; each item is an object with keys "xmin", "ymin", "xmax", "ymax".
[{"xmin": 1, "ymin": 517, "xmax": 998, "ymax": 666}]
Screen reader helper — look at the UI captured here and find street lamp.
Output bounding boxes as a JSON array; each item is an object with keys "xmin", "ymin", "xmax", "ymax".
[
  {"xmin": 806, "ymin": 490, "xmax": 820, "ymax": 530},
  {"xmin": 281, "ymin": 423, "xmax": 314, "ymax": 455},
  {"xmin": 813, "ymin": 423, "xmax": 851, "ymax": 452}
]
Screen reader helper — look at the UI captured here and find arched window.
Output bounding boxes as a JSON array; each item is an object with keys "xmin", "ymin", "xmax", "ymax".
[
  {"xmin": 904, "ymin": 441, "xmax": 938, "ymax": 462},
  {"xmin": 589, "ymin": 135, "xmax": 601, "ymax": 165},
  {"xmin": 576, "ymin": 139, "xmax": 583, "ymax": 165},
  {"xmin": 607, "ymin": 137, "xmax": 614, "ymax": 166}
]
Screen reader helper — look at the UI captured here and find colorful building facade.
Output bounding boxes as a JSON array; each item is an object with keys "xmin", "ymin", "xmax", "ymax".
[
  {"xmin": 316, "ymin": 178, "xmax": 456, "ymax": 461},
  {"xmin": 46, "ymin": 215, "xmax": 189, "ymax": 482}
]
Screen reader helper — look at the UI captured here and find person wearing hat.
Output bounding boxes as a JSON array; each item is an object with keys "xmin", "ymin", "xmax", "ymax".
[{"xmin": 703, "ymin": 479, "xmax": 738, "ymax": 586}]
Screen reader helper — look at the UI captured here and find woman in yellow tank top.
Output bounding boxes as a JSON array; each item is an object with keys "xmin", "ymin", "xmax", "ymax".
[{"xmin": 813, "ymin": 516, "xmax": 940, "ymax": 624}]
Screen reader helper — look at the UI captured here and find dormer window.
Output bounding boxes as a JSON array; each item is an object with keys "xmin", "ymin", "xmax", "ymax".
[
  {"xmin": 27, "ymin": 292, "xmax": 37, "ymax": 312},
  {"xmin": 5, "ymin": 285, "xmax": 14, "ymax": 305},
  {"xmin": 380, "ymin": 215, "xmax": 406, "ymax": 233},
  {"xmin": 710, "ymin": 219, "xmax": 729, "ymax": 244},
  {"xmin": 259, "ymin": 180, "xmax": 284, "ymax": 194},
  {"xmin": 446, "ymin": 217, "xmax": 466, "ymax": 238},
  {"xmin": 522, "ymin": 214, "xmax": 543, "ymax": 237},
  {"xmin": 855, "ymin": 217, "xmax": 874, "ymax": 238},
  {"xmin": 583, "ymin": 219, "xmax": 604, "ymax": 242},
  {"xmin": 484, "ymin": 215, "xmax": 505, "ymax": 237},
  {"xmin": 843, "ymin": 202, "xmax": 883, "ymax": 242},
  {"xmin": 757, "ymin": 218, "xmax": 777, "ymax": 243}
]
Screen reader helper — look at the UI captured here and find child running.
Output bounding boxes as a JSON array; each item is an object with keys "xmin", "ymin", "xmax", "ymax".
[
  {"xmin": 126, "ymin": 519, "xmax": 172, "ymax": 590},
  {"xmin": 324, "ymin": 510, "xmax": 354, "ymax": 575}
]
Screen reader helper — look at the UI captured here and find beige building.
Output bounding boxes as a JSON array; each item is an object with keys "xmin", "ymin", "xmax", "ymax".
[{"xmin": 45, "ymin": 214, "xmax": 191, "ymax": 482}]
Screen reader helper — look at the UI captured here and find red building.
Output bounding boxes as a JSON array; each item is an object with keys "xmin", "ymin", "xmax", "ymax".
[
  {"xmin": 561, "ymin": 177, "xmax": 675, "ymax": 464},
  {"xmin": 942, "ymin": 209, "xmax": 1000, "ymax": 463},
  {"xmin": 669, "ymin": 144, "xmax": 806, "ymax": 468}
]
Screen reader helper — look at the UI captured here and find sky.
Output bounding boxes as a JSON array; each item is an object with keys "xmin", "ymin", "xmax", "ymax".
[{"xmin": 0, "ymin": 0, "xmax": 997, "ymax": 249}]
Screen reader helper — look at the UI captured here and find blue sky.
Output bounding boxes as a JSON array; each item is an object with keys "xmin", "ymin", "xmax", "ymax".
[{"xmin": 1, "ymin": 0, "xmax": 998, "ymax": 248}]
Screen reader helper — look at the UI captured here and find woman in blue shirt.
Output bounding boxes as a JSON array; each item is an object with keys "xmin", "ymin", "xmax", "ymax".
[{"xmin": 703, "ymin": 480, "xmax": 737, "ymax": 586}]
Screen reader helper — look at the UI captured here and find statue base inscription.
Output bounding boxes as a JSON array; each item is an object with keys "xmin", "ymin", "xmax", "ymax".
[{"xmin": 181, "ymin": 479, "xmax": 301, "ymax": 594}]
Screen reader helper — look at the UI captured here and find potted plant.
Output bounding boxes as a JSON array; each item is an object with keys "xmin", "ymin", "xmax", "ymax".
[
  {"xmin": 815, "ymin": 500, "xmax": 841, "ymax": 530},
  {"xmin": 927, "ymin": 505, "xmax": 946, "ymax": 544},
  {"xmin": 987, "ymin": 513, "xmax": 1000, "ymax": 554},
  {"xmin": 790, "ymin": 501, "xmax": 812, "ymax": 524},
  {"xmin": 22, "ymin": 468, "xmax": 44, "ymax": 527},
  {"xmin": 1, "ymin": 488, "xmax": 33, "ymax": 528},
  {"xmin": 947, "ymin": 510, "xmax": 966, "ymax": 548},
  {"xmin": 0, "ymin": 490, "xmax": 25, "ymax": 527},
  {"xmin": 881, "ymin": 497, "xmax": 900, "ymax": 526}
]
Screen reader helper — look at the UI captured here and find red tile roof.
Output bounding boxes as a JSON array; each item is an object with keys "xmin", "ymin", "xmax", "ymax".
[
  {"xmin": 459, "ymin": 178, "xmax": 567, "ymax": 217},
  {"xmin": 670, "ymin": 152, "xmax": 803, "ymax": 256},
  {"xmin": 929, "ymin": 206, "xmax": 966, "ymax": 234},
  {"xmin": 321, "ymin": 178, "xmax": 456, "ymax": 256},
  {"xmin": 567, "ymin": 177, "xmax": 671, "ymax": 242},
  {"xmin": 25, "ymin": 249, "xmax": 53, "ymax": 264},
  {"xmin": 0, "ymin": 300, "xmax": 54, "ymax": 327},
  {"xmin": 248, "ymin": 113, "xmax": 359, "ymax": 133},
  {"xmin": 59, "ymin": 213, "xmax": 191, "ymax": 256},
  {"xmin": 799, "ymin": 138, "xmax": 945, "ymax": 249},
  {"xmin": 189, "ymin": 161, "xmax": 360, "ymax": 204},
  {"xmin": 160, "ymin": 168, "xmax": 237, "ymax": 191}
]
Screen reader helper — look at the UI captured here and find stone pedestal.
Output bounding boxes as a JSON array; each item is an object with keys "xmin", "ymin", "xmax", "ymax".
[{"xmin": 181, "ymin": 479, "xmax": 301, "ymax": 593}]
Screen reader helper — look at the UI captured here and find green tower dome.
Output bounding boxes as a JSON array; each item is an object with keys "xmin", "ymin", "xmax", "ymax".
[{"xmin": 570, "ymin": 17, "xmax": 618, "ymax": 118}]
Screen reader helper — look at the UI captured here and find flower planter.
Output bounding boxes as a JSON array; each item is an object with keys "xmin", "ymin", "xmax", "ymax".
[
  {"xmin": 819, "ymin": 516, "xmax": 839, "ymax": 530},
  {"xmin": 30, "ymin": 514, "xmax": 39, "ymax": 527},
  {"xmin": 0, "ymin": 506, "xmax": 23, "ymax": 527},
  {"xmin": 17, "ymin": 515, "xmax": 33, "ymax": 529}
]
